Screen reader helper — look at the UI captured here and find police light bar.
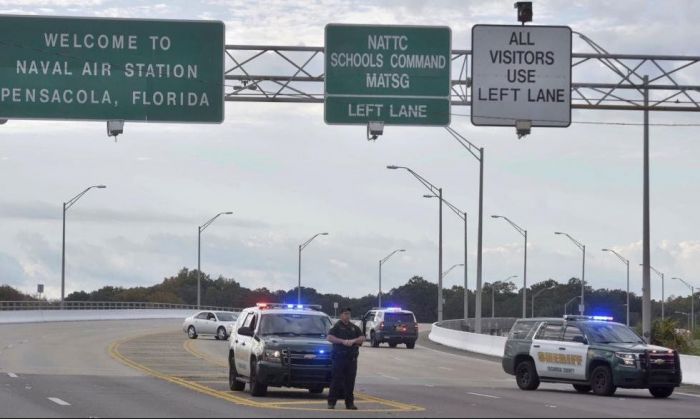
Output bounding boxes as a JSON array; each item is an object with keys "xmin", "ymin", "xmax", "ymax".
[
  {"xmin": 255, "ymin": 302, "xmax": 323, "ymax": 311},
  {"xmin": 564, "ymin": 315, "xmax": 614, "ymax": 322}
]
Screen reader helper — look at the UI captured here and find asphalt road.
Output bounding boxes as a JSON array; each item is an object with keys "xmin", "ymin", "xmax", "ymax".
[{"xmin": 1, "ymin": 319, "xmax": 699, "ymax": 417}]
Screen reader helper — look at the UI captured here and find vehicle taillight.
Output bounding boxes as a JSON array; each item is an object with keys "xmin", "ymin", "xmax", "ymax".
[{"xmin": 379, "ymin": 322, "xmax": 384, "ymax": 330}]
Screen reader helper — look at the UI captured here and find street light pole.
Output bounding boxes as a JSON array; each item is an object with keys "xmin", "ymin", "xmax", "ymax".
[
  {"xmin": 387, "ymin": 165, "xmax": 444, "ymax": 321},
  {"xmin": 197, "ymin": 211, "xmax": 233, "ymax": 308},
  {"xmin": 298, "ymin": 232, "xmax": 328, "ymax": 305},
  {"xmin": 60, "ymin": 185, "xmax": 106, "ymax": 309},
  {"xmin": 492, "ymin": 215, "xmax": 527, "ymax": 318},
  {"xmin": 648, "ymin": 265, "xmax": 665, "ymax": 320},
  {"xmin": 379, "ymin": 249, "xmax": 406, "ymax": 308},
  {"xmin": 444, "ymin": 127, "xmax": 484, "ymax": 332},
  {"xmin": 532, "ymin": 286, "xmax": 555, "ymax": 318},
  {"xmin": 602, "ymin": 249, "xmax": 631, "ymax": 326},
  {"xmin": 675, "ymin": 311, "xmax": 691, "ymax": 331},
  {"xmin": 555, "ymin": 232, "xmax": 586, "ymax": 315},
  {"xmin": 424, "ymin": 195, "xmax": 468, "ymax": 319},
  {"xmin": 673, "ymin": 277, "xmax": 695, "ymax": 334},
  {"xmin": 490, "ymin": 275, "xmax": 517, "ymax": 318},
  {"xmin": 564, "ymin": 296, "xmax": 581, "ymax": 316}
]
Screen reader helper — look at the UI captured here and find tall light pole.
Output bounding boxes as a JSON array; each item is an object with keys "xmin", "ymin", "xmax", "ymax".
[
  {"xmin": 445, "ymin": 127, "xmax": 484, "ymax": 333},
  {"xmin": 387, "ymin": 165, "xmax": 444, "ymax": 322},
  {"xmin": 672, "ymin": 277, "xmax": 695, "ymax": 334},
  {"xmin": 675, "ymin": 311, "xmax": 692, "ymax": 331},
  {"xmin": 564, "ymin": 295, "xmax": 581, "ymax": 316},
  {"xmin": 488, "ymin": 275, "xmax": 517, "ymax": 318},
  {"xmin": 532, "ymin": 285, "xmax": 555, "ymax": 318},
  {"xmin": 61, "ymin": 184, "xmax": 106, "ymax": 309},
  {"xmin": 602, "ymin": 248, "xmax": 630, "ymax": 326},
  {"xmin": 648, "ymin": 265, "xmax": 665, "ymax": 320},
  {"xmin": 298, "ymin": 232, "xmax": 328, "ymax": 305},
  {"xmin": 379, "ymin": 249, "xmax": 406, "ymax": 308},
  {"xmin": 442, "ymin": 263, "xmax": 464, "ymax": 280},
  {"xmin": 492, "ymin": 215, "xmax": 527, "ymax": 318},
  {"xmin": 198, "ymin": 211, "xmax": 233, "ymax": 308},
  {"xmin": 555, "ymin": 232, "xmax": 586, "ymax": 315},
  {"xmin": 424, "ymin": 194, "xmax": 469, "ymax": 319}
]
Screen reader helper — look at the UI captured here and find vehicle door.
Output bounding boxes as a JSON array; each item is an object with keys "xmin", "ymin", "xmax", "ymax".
[
  {"xmin": 363, "ymin": 311, "xmax": 376, "ymax": 338},
  {"xmin": 194, "ymin": 311, "xmax": 208, "ymax": 331},
  {"xmin": 530, "ymin": 321, "xmax": 565, "ymax": 378},
  {"xmin": 558, "ymin": 323, "xmax": 589, "ymax": 380},
  {"xmin": 202, "ymin": 312, "xmax": 217, "ymax": 334},
  {"xmin": 235, "ymin": 312, "xmax": 257, "ymax": 376}
]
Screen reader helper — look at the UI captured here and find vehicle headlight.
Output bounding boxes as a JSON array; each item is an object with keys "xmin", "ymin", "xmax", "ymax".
[
  {"xmin": 263, "ymin": 349, "xmax": 282, "ymax": 362},
  {"xmin": 615, "ymin": 352, "xmax": 638, "ymax": 367}
]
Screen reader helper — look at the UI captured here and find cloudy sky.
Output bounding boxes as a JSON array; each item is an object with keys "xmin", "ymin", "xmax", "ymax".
[{"xmin": 1, "ymin": 0, "xmax": 699, "ymax": 304}]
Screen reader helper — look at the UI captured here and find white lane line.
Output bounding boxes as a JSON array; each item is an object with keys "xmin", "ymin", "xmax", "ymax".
[
  {"xmin": 7, "ymin": 373, "xmax": 18, "ymax": 378},
  {"xmin": 378, "ymin": 373, "xmax": 399, "ymax": 381},
  {"xmin": 467, "ymin": 392, "xmax": 501, "ymax": 399},
  {"xmin": 424, "ymin": 384, "xmax": 435, "ymax": 388},
  {"xmin": 676, "ymin": 392, "xmax": 700, "ymax": 399},
  {"xmin": 438, "ymin": 366, "xmax": 451, "ymax": 371},
  {"xmin": 48, "ymin": 397, "xmax": 71, "ymax": 406}
]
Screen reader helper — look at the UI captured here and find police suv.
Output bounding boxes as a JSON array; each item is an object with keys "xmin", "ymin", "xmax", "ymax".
[
  {"xmin": 361, "ymin": 307, "xmax": 418, "ymax": 349},
  {"xmin": 228, "ymin": 303, "xmax": 333, "ymax": 397},
  {"xmin": 502, "ymin": 315, "xmax": 682, "ymax": 398}
]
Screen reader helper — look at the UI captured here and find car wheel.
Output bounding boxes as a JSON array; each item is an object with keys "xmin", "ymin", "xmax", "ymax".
[
  {"xmin": 370, "ymin": 332, "xmax": 379, "ymax": 348},
  {"xmin": 308, "ymin": 385, "xmax": 324, "ymax": 394},
  {"xmin": 406, "ymin": 341, "xmax": 416, "ymax": 349},
  {"xmin": 187, "ymin": 326, "xmax": 198, "ymax": 339},
  {"xmin": 217, "ymin": 327, "xmax": 228, "ymax": 341},
  {"xmin": 573, "ymin": 384, "xmax": 592, "ymax": 393},
  {"xmin": 389, "ymin": 342, "xmax": 397, "ymax": 348},
  {"xmin": 228, "ymin": 353, "xmax": 245, "ymax": 391},
  {"xmin": 515, "ymin": 359, "xmax": 540, "ymax": 391},
  {"xmin": 649, "ymin": 386, "xmax": 674, "ymax": 398},
  {"xmin": 250, "ymin": 360, "xmax": 268, "ymax": 397},
  {"xmin": 590, "ymin": 365, "xmax": 616, "ymax": 396}
]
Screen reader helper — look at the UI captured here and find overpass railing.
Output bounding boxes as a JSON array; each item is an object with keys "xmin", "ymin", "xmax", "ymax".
[
  {"xmin": 0, "ymin": 301, "xmax": 241, "ymax": 312},
  {"xmin": 437, "ymin": 318, "xmax": 518, "ymax": 337}
]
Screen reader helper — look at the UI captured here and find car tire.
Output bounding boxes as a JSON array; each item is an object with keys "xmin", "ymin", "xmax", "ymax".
[
  {"xmin": 187, "ymin": 326, "xmax": 198, "ymax": 339},
  {"xmin": 370, "ymin": 332, "xmax": 379, "ymax": 348},
  {"xmin": 250, "ymin": 360, "xmax": 268, "ymax": 397},
  {"xmin": 590, "ymin": 365, "xmax": 616, "ymax": 396},
  {"xmin": 308, "ymin": 385, "xmax": 324, "ymax": 394},
  {"xmin": 228, "ymin": 354, "xmax": 245, "ymax": 391},
  {"xmin": 573, "ymin": 384, "xmax": 592, "ymax": 393},
  {"xmin": 406, "ymin": 341, "xmax": 416, "ymax": 349},
  {"xmin": 515, "ymin": 359, "xmax": 540, "ymax": 391},
  {"xmin": 217, "ymin": 327, "xmax": 228, "ymax": 341},
  {"xmin": 649, "ymin": 386, "xmax": 674, "ymax": 398},
  {"xmin": 389, "ymin": 342, "xmax": 397, "ymax": 348}
]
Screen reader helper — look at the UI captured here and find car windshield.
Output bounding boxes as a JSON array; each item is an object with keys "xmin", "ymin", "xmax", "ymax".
[
  {"xmin": 259, "ymin": 313, "xmax": 332, "ymax": 336},
  {"xmin": 215, "ymin": 312, "xmax": 236, "ymax": 322},
  {"xmin": 583, "ymin": 322, "xmax": 645, "ymax": 344},
  {"xmin": 384, "ymin": 313, "xmax": 415, "ymax": 324}
]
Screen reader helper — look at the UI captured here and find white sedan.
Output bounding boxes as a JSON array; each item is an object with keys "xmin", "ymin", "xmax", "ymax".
[{"xmin": 183, "ymin": 311, "xmax": 239, "ymax": 340}]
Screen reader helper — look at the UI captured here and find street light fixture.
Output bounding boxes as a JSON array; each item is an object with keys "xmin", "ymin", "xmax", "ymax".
[
  {"xmin": 298, "ymin": 232, "xmax": 328, "ymax": 305},
  {"xmin": 531, "ymin": 285, "xmax": 555, "ymax": 318},
  {"xmin": 646, "ymin": 265, "xmax": 666, "ymax": 320},
  {"xmin": 564, "ymin": 295, "xmax": 581, "ymax": 316},
  {"xmin": 197, "ymin": 211, "xmax": 233, "ymax": 308},
  {"xmin": 488, "ymin": 275, "xmax": 517, "ymax": 318},
  {"xmin": 442, "ymin": 263, "xmax": 464, "ymax": 280},
  {"xmin": 379, "ymin": 249, "xmax": 406, "ymax": 308},
  {"xmin": 492, "ymin": 215, "xmax": 528, "ymax": 318},
  {"xmin": 555, "ymin": 232, "xmax": 586, "ymax": 315},
  {"xmin": 387, "ymin": 165, "xmax": 444, "ymax": 322},
  {"xmin": 424, "ymin": 194, "xmax": 469, "ymax": 319},
  {"xmin": 602, "ymin": 248, "xmax": 631, "ymax": 326},
  {"xmin": 61, "ymin": 184, "xmax": 107, "ymax": 309},
  {"xmin": 672, "ymin": 277, "xmax": 695, "ymax": 334}
]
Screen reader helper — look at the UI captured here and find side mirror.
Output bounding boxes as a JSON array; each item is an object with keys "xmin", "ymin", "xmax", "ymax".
[
  {"xmin": 237, "ymin": 326, "xmax": 253, "ymax": 337},
  {"xmin": 573, "ymin": 336, "xmax": 587, "ymax": 344}
]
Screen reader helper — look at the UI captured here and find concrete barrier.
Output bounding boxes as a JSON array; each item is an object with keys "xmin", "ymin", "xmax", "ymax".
[
  {"xmin": 0, "ymin": 309, "xmax": 205, "ymax": 324},
  {"xmin": 429, "ymin": 321, "xmax": 700, "ymax": 386}
]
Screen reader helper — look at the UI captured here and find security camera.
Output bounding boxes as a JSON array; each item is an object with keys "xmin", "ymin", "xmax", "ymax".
[
  {"xmin": 367, "ymin": 121, "xmax": 384, "ymax": 141},
  {"xmin": 107, "ymin": 120, "xmax": 124, "ymax": 138},
  {"xmin": 514, "ymin": 1, "xmax": 533, "ymax": 24},
  {"xmin": 515, "ymin": 119, "xmax": 532, "ymax": 139}
]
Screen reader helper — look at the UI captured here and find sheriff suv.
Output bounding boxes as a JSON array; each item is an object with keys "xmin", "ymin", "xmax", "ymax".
[
  {"xmin": 228, "ymin": 303, "xmax": 333, "ymax": 397},
  {"xmin": 361, "ymin": 307, "xmax": 418, "ymax": 349},
  {"xmin": 502, "ymin": 315, "xmax": 682, "ymax": 398}
]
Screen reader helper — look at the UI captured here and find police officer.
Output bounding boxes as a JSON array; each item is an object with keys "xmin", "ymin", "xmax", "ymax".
[{"xmin": 327, "ymin": 307, "xmax": 364, "ymax": 410}]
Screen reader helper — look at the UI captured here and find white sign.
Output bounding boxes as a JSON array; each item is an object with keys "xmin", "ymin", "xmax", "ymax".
[{"xmin": 471, "ymin": 25, "xmax": 572, "ymax": 127}]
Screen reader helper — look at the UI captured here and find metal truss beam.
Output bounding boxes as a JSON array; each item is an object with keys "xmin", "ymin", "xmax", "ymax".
[{"xmin": 223, "ymin": 45, "xmax": 700, "ymax": 112}]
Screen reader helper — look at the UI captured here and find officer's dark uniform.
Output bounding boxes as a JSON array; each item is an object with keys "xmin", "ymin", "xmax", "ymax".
[{"xmin": 327, "ymin": 318, "xmax": 362, "ymax": 408}]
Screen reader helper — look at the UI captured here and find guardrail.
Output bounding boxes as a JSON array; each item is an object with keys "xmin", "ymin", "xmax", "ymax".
[
  {"xmin": 438, "ymin": 317, "xmax": 518, "ymax": 336},
  {"xmin": 0, "ymin": 301, "xmax": 240, "ymax": 312}
]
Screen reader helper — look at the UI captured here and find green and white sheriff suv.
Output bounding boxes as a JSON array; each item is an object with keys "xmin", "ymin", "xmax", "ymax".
[{"xmin": 502, "ymin": 315, "xmax": 682, "ymax": 398}]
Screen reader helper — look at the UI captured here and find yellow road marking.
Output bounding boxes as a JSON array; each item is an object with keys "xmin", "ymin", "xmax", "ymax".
[{"xmin": 109, "ymin": 333, "xmax": 423, "ymax": 412}]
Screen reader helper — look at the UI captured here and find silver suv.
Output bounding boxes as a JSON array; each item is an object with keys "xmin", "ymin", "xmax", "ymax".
[{"xmin": 361, "ymin": 307, "xmax": 418, "ymax": 349}]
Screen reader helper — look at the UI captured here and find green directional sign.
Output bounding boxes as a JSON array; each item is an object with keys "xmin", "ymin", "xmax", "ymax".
[
  {"xmin": 324, "ymin": 24, "xmax": 451, "ymax": 126},
  {"xmin": 0, "ymin": 15, "xmax": 224, "ymax": 123}
]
